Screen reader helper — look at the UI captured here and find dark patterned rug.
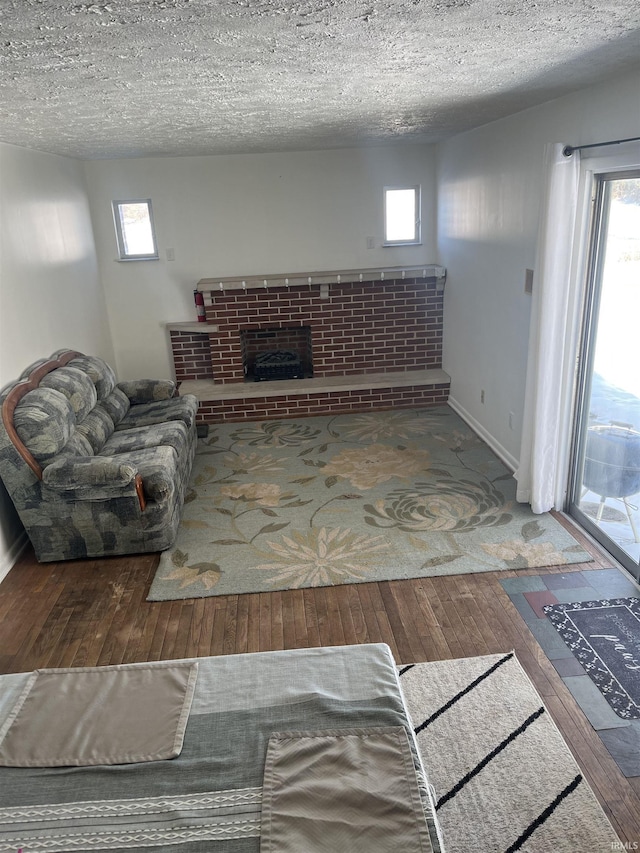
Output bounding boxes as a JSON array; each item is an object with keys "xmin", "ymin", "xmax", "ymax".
[{"xmin": 543, "ymin": 598, "xmax": 640, "ymax": 719}]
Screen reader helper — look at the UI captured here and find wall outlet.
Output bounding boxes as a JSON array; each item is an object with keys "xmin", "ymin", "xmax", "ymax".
[
  {"xmin": 480, "ymin": 389, "xmax": 485, "ymax": 404},
  {"xmin": 166, "ymin": 247, "xmax": 175, "ymax": 261}
]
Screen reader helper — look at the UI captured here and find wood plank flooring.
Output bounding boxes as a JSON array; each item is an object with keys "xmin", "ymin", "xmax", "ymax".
[{"xmin": 1, "ymin": 514, "xmax": 639, "ymax": 845}]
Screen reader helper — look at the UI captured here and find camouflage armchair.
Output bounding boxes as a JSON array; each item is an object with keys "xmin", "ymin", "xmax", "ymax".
[{"xmin": 0, "ymin": 351, "xmax": 198, "ymax": 562}]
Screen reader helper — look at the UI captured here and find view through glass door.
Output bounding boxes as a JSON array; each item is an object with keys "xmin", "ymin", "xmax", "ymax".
[{"xmin": 569, "ymin": 171, "xmax": 640, "ymax": 581}]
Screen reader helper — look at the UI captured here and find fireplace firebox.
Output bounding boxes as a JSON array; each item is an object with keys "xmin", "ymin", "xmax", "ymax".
[
  {"xmin": 240, "ymin": 326, "xmax": 313, "ymax": 382},
  {"xmin": 253, "ymin": 351, "xmax": 303, "ymax": 381}
]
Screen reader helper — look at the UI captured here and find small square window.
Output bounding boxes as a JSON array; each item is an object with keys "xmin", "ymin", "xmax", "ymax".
[
  {"xmin": 112, "ymin": 199, "xmax": 159, "ymax": 260},
  {"xmin": 383, "ymin": 186, "xmax": 421, "ymax": 245}
]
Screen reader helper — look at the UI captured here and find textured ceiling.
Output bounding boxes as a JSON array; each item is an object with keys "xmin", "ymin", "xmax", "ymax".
[{"xmin": 1, "ymin": 0, "xmax": 639, "ymax": 159}]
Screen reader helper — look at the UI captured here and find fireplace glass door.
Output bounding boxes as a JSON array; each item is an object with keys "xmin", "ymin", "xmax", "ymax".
[{"xmin": 240, "ymin": 327, "xmax": 313, "ymax": 382}]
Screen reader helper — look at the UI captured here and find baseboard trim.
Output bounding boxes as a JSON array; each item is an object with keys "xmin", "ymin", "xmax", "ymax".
[
  {"xmin": 447, "ymin": 397, "xmax": 519, "ymax": 473},
  {"xmin": 0, "ymin": 531, "xmax": 29, "ymax": 584}
]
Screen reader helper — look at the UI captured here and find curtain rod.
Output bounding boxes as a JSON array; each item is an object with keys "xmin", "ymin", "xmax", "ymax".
[{"xmin": 563, "ymin": 135, "xmax": 640, "ymax": 157}]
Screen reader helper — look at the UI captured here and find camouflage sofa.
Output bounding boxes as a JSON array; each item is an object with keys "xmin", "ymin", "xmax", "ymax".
[{"xmin": 0, "ymin": 350, "xmax": 198, "ymax": 562}]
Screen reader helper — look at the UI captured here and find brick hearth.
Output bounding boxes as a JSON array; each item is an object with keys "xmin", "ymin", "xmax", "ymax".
[{"xmin": 169, "ymin": 269, "xmax": 450, "ymax": 422}]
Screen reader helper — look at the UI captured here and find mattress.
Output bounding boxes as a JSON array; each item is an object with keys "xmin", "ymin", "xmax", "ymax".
[{"xmin": 0, "ymin": 643, "xmax": 443, "ymax": 852}]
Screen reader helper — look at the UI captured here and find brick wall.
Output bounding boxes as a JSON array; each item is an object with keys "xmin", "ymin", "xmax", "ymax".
[
  {"xmin": 169, "ymin": 330, "xmax": 214, "ymax": 382},
  {"xmin": 170, "ymin": 277, "xmax": 443, "ymax": 385}
]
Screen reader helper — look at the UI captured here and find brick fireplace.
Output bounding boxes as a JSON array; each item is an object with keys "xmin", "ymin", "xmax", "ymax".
[{"xmin": 169, "ymin": 267, "xmax": 450, "ymax": 422}]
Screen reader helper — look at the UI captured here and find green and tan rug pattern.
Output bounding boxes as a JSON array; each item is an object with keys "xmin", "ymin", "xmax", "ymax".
[{"xmin": 148, "ymin": 407, "xmax": 592, "ymax": 600}]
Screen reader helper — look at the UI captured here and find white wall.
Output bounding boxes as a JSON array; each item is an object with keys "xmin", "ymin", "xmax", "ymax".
[
  {"xmin": 83, "ymin": 144, "xmax": 438, "ymax": 380},
  {"xmin": 0, "ymin": 142, "xmax": 114, "ymax": 577},
  {"xmin": 437, "ymin": 69, "xmax": 640, "ymax": 469}
]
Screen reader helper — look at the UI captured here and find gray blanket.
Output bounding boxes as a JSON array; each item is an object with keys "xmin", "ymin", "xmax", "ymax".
[{"xmin": 0, "ymin": 643, "xmax": 441, "ymax": 853}]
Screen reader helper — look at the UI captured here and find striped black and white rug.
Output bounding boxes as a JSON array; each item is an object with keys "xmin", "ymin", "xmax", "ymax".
[{"xmin": 399, "ymin": 652, "xmax": 619, "ymax": 853}]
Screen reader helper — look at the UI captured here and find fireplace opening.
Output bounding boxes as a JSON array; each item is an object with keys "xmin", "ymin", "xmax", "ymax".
[
  {"xmin": 240, "ymin": 326, "xmax": 313, "ymax": 382},
  {"xmin": 254, "ymin": 350, "xmax": 303, "ymax": 381}
]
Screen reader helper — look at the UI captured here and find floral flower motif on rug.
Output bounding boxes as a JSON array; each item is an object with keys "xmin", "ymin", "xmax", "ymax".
[
  {"xmin": 255, "ymin": 526, "xmax": 390, "ymax": 588},
  {"xmin": 219, "ymin": 482, "xmax": 287, "ymax": 507},
  {"xmin": 331, "ymin": 410, "xmax": 447, "ymax": 442},
  {"xmin": 223, "ymin": 452, "xmax": 285, "ymax": 474},
  {"xmin": 164, "ymin": 550, "xmax": 222, "ymax": 590},
  {"xmin": 364, "ymin": 478, "xmax": 512, "ymax": 531},
  {"xmin": 228, "ymin": 421, "xmax": 322, "ymax": 447},
  {"xmin": 481, "ymin": 538, "xmax": 570, "ymax": 567},
  {"xmin": 322, "ymin": 444, "xmax": 431, "ymax": 490}
]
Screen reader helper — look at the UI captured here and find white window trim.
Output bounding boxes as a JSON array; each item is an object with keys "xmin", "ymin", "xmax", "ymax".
[
  {"xmin": 383, "ymin": 185, "xmax": 422, "ymax": 246},
  {"xmin": 112, "ymin": 198, "xmax": 159, "ymax": 261}
]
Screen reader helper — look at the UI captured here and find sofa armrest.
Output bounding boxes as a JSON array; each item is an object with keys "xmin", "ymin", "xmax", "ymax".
[
  {"xmin": 42, "ymin": 456, "xmax": 145, "ymax": 508},
  {"xmin": 117, "ymin": 379, "xmax": 177, "ymax": 404}
]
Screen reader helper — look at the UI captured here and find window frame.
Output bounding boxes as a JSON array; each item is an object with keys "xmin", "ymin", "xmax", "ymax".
[
  {"xmin": 112, "ymin": 198, "xmax": 159, "ymax": 261},
  {"xmin": 383, "ymin": 185, "xmax": 422, "ymax": 246}
]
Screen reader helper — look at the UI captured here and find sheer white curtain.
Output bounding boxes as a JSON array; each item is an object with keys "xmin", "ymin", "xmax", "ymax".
[{"xmin": 516, "ymin": 142, "xmax": 581, "ymax": 513}]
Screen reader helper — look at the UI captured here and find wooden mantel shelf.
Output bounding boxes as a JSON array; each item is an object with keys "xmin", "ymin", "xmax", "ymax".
[
  {"xmin": 179, "ymin": 368, "xmax": 450, "ymax": 403},
  {"xmin": 197, "ymin": 264, "xmax": 446, "ymax": 294}
]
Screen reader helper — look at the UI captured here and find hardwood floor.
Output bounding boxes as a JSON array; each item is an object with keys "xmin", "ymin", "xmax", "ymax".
[{"xmin": 1, "ymin": 514, "xmax": 639, "ymax": 845}]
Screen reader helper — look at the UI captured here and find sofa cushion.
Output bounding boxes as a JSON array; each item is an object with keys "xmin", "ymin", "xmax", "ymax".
[
  {"xmin": 102, "ymin": 421, "xmax": 189, "ymax": 457},
  {"xmin": 44, "ymin": 447, "xmax": 180, "ymax": 505},
  {"xmin": 102, "ymin": 388, "xmax": 130, "ymax": 426},
  {"xmin": 40, "ymin": 366, "xmax": 98, "ymax": 423},
  {"xmin": 13, "ymin": 388, "xmax": 75, "ymax": 465},
  {"xmin": 42, "ymin": 456, "xmax": 138, "ymax": 500},
  {"xmin": 68, "ymin": 355, "xmax": 117, "ymax": 401},
  {"xmin": 47, "ymin": 432, "xmax": 94, "ymax": 466},
  {"xmin": 76, "ymin": 405, "xmax": 115, "ymax": 453},
  {"xmin": 117, "ymin": 379, "xmax": 176, "ymax": 404},
  {"xmin": 116, "ymin": 395, "xmax": 198, "ymax": 431}
]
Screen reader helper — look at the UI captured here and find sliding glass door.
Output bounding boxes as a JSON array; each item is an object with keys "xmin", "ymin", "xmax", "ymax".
[{"xmin": 568, "ymin": 171, "xmax": 640, "ymax": 581}]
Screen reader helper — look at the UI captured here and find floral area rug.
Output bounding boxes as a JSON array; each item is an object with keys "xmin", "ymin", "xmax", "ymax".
[{"xmin": 147, "ymin": 407, "xmax": 592, "ymax": 600}]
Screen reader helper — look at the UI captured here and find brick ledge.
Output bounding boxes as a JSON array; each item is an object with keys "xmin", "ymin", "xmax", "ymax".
[{"xmin": 180, "ymin": 368, "xmax": 449, "ymax": 402}]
